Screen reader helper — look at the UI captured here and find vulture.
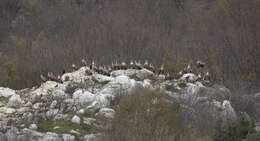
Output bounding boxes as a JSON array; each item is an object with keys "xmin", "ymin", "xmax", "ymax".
[
  {"xmin": 40, "ymin": 74, "xmax": 47, "ymax": 82},
  {"xmin": 121, "ymin": 61, "xmax": 127, "ymax": 70},
  {"xmin": 72, "ymin": 64, "xmax": 78, "ymax": 71},
  {"xmin": 81, "ymin": 58, "xmax": 87, "ymax": 66},
  {"xmin": 196, "ymin": 60, "xmax": 205, "ymax": 69},
  {"xmin": 143, "ymin": 60, "xmax": 149, "ymax": 70},
  {"xmin": 129, "ymin": 60, "xmax": 134, "ymax": 69},
  {"xmin": 158, "ymin": 64, "xmax": 165, "ymax": 75}
]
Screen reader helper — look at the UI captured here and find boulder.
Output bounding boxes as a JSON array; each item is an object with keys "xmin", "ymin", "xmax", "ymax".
[
  {"xmin": 82, "ymin": 134, "xmax": 96, "ymax": 141},
  {"xmin": 254, "ymin": 93, "xmax": 260, "ymax": 102},
  {"xmin": 0, "ymin": 87, "xmax": 16, "ymax": 97},
  {"xmin": 71, "ymin": 115, "xmax": 81, "ymax": 124},
  {"xmin": 61, "ymin": 67, "xmax": 92, "ymax": 83},
  {"xmin": 111, "ymin": 69, "xmax": 137, "ymax": 77},
  {"xmin": 62, "ymin": 134, "xmax": 75, "ymax": 141},
  {"xmin": 29, "ymin": 124, "xmax": 38, "ymax": 130},
  {"xmin": 92, "ymin": 74, "xmax": 114, "ymax": 84},
  {"xmin": 73, "ymin": 90, "xmax": 95, "ymax": 109},
  {"xmin": 96, "ymin": 108, "xmax": 115, "ymax": 119},
  {"xmin": 83, "ymin": 118, "xmax": 96, "ymax": 126},
  {"xmin": 46, "ymin": 109, "xmax": 59, "ymax": 120},
  {"xmin": 180, "ymin": 73, "xmax": 198, "ymax": 83},
  {"xmin": 0, "ymin": 107, "xmax": 16, "ymax": 114},
  {"xmin": 8, "ymin": 94, "xmax": 23, "ymax": 108},
  {"xmin": 135, "ymin": 69, "xmax": 154, "ymax": 80}
]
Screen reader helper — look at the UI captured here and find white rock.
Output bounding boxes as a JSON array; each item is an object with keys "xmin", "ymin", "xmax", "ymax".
[
  {"xmin": 62, "ymin": 134, "xmax": 76, "ymax": 141},
  {"xmin": 46, "ymin": 109, "xmax": 59, "ymax": 120},
  {"xmin": 71, "ymin": 115, "xmax": 81, "ymax": 124},
  {"xmin": 33, "ymin": 103, "xmax": 42, "ymax": 110},
  {"xmin": 0, "ymin": 87, "xmax": 16, "ymax": 97},
  {"xmin": 0, "ymin": 107, "xmax": 16, "ymax": 114},
  {"xmin": 54, "ymin": 114, "xmax": 68, "ymax": 120},
  {"xmin": 92, "ymin": 74, "xmax": 114, "ymax": 84},
  {"xmin": 53, "ymin": 126, "xmax": 60, "ymax": 129},
  {"xmin": 222, "ymin": 100, "xmax": 237, "ymax": 119},
  {"xmin": 111, "ymin": 69, "xmax": 137, "ymax": 77},
  {"xmin": 62, "ymin": 67, "xmax": 92, "ymax": 83},
  {"xmin": 24, "ymin": 101, "xmax": 32, "ymax": 107},
  {"xmin": 254, "ymin": 93, "xmax": 260, "ymax": 102},
  {"xmin": 101, "ymin": 75, "xmax": 136, "ymax": 94},
  {"xmin": 83, "ymin": 118, "xmax": 96, "ymax": 125},
  {"xmin": 157, "ymin": 74, "xmax": 166, "ymax": 80},
  {"xmin": 70, "ymin": 130, "xmax": 80, "ymax": 135},
  {"xmin": 97, "ymin": 108, "xmax": 115, "ymax": 119},
  {"xmin": 16, "ymin": 107, "xmax": 30, "ymax": 114},
  {"xmin": 135, "ymin": 69, "xmax": 154, "ymax": 80},
  {"xmin": 83, "ymin": 134, "xmax": 96, "ymax": 141},
  {"xmin": 8, "ymin": 94, "xmax": 23, "ymax": 108},
  {"xmin": 180, "ymin": 73, "xmax": 198, "ymax": 83},
  {"xmin": 50, "ymin": 100, "xmax": 57, "ymax": 109},
  {"xmin": 77, "ymin": 109, "xmax": 85, "ymax": 114},
  {"xmin": 73, "ymin": 90, "xmax": 96, "ymax": 108},
  {"xmin": 29, "ymin": 124, "xmax": 38, "ymax": 130}
]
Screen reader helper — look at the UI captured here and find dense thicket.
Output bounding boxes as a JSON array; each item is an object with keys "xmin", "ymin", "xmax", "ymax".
[{"xmin": 0, "ymin": 0, "xmax": 259, "ymax": 92}]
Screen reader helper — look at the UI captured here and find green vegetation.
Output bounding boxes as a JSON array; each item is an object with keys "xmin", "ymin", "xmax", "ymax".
[
  {"xmin": 0, "ymin": 96, "xmax": 10, "ymax": 103},
  {"xmin": 38, "ymin": 118, "xmax": 95, "ymax": 139},
  {"xmin": 105, "ymin": 89, "xmax": 183, "ymax": 141},
  {"xmin": 213, "ymin": 113, "xmax": 260, "ymax": 141}
]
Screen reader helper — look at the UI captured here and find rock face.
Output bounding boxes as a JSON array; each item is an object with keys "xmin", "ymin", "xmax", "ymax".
[
  {"xmin": 0, "ymin": 67, "xmax": 240, "ymax": 141},
  {"xmin": 8, "ymin": 94, "xmax": 23, "ymax": 108},
  {"xmin": 0, "ymin": 87, "xmax": 16, "ymax": 97}
]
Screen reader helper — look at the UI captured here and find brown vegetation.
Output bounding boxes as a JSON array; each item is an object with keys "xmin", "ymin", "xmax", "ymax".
[{"xmin": 0, "ymin": 0, "xmax": 259, "ymax": 94}]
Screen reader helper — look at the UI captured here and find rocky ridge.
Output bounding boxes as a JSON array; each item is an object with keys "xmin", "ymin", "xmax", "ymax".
[{"xmin": 0, "ymin": 66, "xmax": 238, "ymax": 141}]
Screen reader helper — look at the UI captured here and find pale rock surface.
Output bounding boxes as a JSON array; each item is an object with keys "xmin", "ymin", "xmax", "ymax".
[
  {"xmin": 180, "ymin": 73, "xmax": 198, "ymax": 83},
  {"xmin": 97, "ymin": 108, "xmax": 115, "ymax": 119},
  {"xmin": 83, "ymin": 134, "xmax": 97, "ymax": 141},
  {"xmin": 8, "ymin": 94, "xmax": 23, "ymax": 108},
  {"xmin": 0, "ymin": 87, "xmax": 16, "ymax": 97},
  {"xmin": 73, "ymin": 90, "xmax": 95, "ymax": 109},
  {"xmin": 71, "ymin": 115, "xmax": 81, "ymax": 124}
]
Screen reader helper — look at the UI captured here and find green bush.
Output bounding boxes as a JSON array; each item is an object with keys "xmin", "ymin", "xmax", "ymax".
[
  {"xmin": 1, "ymin": 60, "xmax": 19, "ymax": 88},
  {"xmin": 213, "ymin": 113, "xmax": 258, "ymax": 141},
  {"xmin": 105, "ymin": 89, "xmax": 182, "ymax": 141},
  {"xmin": 244, "ymin": 133, "xmax": 260, "ymax": 141}
]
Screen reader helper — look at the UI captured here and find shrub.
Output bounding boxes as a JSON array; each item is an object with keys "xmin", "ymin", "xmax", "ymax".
[
  {"xmin": 105, "ymin": 89, "xmax": 182, "ymax": 141},
  {"xmin": 213, "ymin": 113, "xmax": 257, "ymax": 141}
]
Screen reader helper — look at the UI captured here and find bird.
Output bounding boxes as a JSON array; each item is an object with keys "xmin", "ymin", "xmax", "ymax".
[
  {"xmin": 197, "ymin": 73, "xmax": 202, "ymax": 81},
  {"xmin": 90, "ymin": 61, "xmax": 97, "ymax": 72},
  {"xmin": 135, "ymin": 60, "xmax": 142, "ymax": 70},
  {"xmin": 129, "ymin": 60, "xmax": 134, "ymax": 69},
  {"xmin": 81, "ymin": 58, "xmax": 87, "ymax": 66},
  {"xmin": 108, "ymin": 66, "xmax": 112, "ymax": 73},
  {"xmin": 40, "ymin": 74, "xmax": 47, "ymax": 82},
  {"xmin": 121, "ymin": 61, "xmax": 127, "ymax": 70},
  {"xmin": 149, "ymin": 63, "xmax": 155, "ymax": 73},
  {"xmin": 158, "ymin": 64, "xmax": 165, "ymax": 75},
  {"xmin": 184, "ymin": 65, "xmax": 192, "ymax": 73},
  {"xmin": 165, "ymin": 72, "xmax": 172, "ymax": 80},
  {"xmin": 72, "ymin": 64, "xmax": 78, "ymax": 71},
  {"xmin": 196, "ymin": 60, "xmax": 205, "ymax": 69},
  {"xmin": 203, "ymin": 71, "xmax": 210, "ymax": 81},
  {"xmin": 143, "ymin": 60, "xmax": 149, "ymax": 70},
  {"xmin": 115, "ymin": 61, "xmax": 119, "ymax": 70}
]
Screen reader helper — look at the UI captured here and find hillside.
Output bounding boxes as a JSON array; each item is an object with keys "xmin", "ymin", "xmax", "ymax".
[
  {"xmin": 0, "ymin": 0, "xmax": 259, "ymax": 92},
  {"xmin": 0, "ymin": 65, "xmax": 259, "ymax": 141}
]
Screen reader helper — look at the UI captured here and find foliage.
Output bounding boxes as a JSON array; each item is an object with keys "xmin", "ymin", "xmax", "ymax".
[
  {"xmin": 1, "ymin": 60, "xmax": 19, "ymax": 88},
  {"xmin": 105, "ymin": 89, "xmax": 183, "ymax": 141},
  {"xmin": 38, "ymin": 118, "xmax": 95, "ymax": 140},
  {"xmin": 213, "ymin": 113, "xmax": 258, "ymax": 141}
]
